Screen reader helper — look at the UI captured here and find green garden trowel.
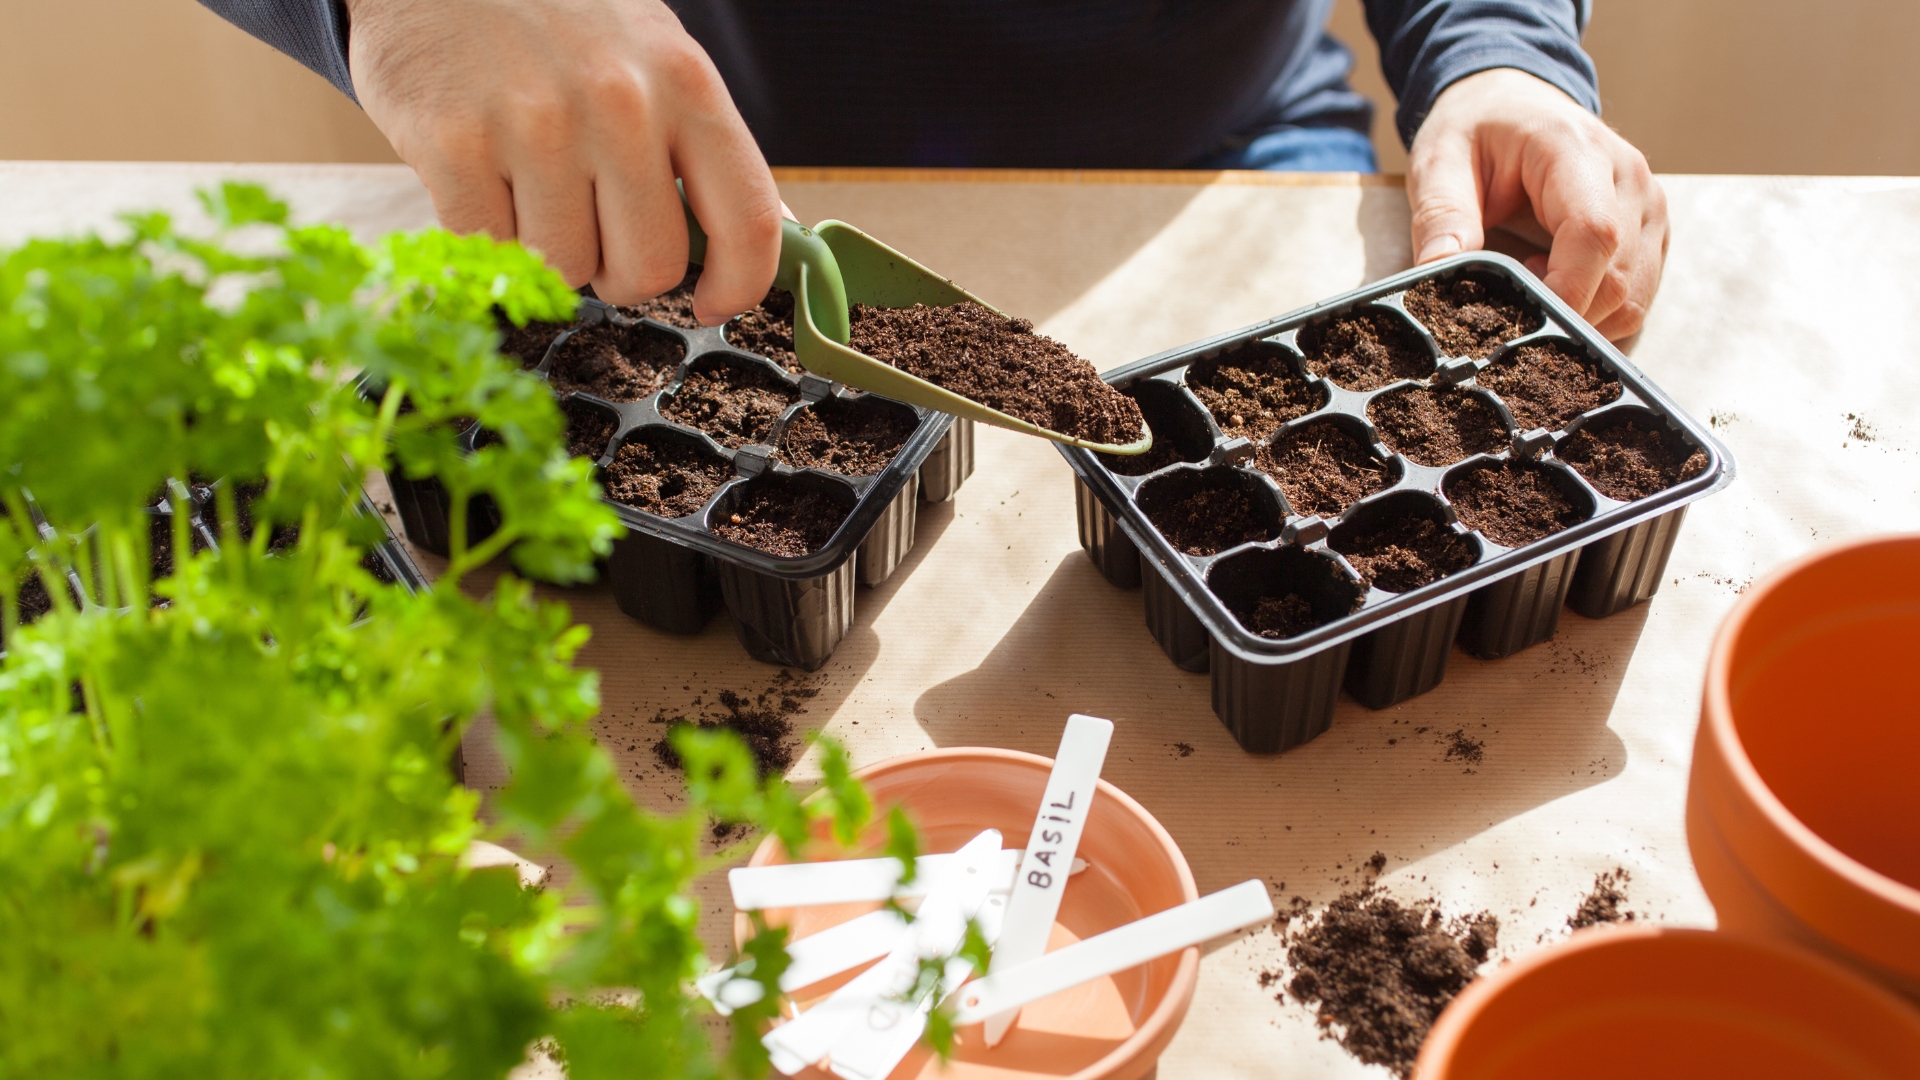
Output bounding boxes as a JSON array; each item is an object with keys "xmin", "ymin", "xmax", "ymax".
[{"xmin": 684, "ymin": 210, "xmax": 1153, "ymax": 456}]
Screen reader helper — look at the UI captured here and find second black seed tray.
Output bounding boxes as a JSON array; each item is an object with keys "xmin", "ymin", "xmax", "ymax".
[{"xmin": 1060, "ymin": 252, "xmax": 1734, "ymax": 753}]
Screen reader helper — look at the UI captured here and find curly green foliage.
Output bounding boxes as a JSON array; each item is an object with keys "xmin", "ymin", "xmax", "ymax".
[{"xmin": 0, "ymin": 184, "xmax": 862, "ymax": 1079}]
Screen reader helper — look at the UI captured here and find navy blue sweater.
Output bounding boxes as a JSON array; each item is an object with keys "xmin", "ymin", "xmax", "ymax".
[{"xmin": 199, "ymin": 0, "xmax": 1597, "ymax": 168}]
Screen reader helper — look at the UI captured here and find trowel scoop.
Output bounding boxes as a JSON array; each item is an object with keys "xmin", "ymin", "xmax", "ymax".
[{"xmin": 682, "ymin": 208, "xmax": 1154, "ymax": 456}]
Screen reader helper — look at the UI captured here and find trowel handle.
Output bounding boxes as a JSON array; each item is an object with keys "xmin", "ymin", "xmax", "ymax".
[{"xmin": 678, "ymin": 187, "xmax": 852, "ymax": 345}]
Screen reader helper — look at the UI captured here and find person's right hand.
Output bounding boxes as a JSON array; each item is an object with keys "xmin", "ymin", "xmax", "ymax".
[{"xmin": 344, "ymin": 0, "xmax": 782, "ymax": 324}]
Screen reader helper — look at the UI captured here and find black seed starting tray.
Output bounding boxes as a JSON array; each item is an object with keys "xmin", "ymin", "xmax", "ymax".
[
  {"xmin": 384, "ymin": 296, "xmax": 975, "ymax": 671},
  {"xmin": 1060, "ymin": 252, "xmax": 1734, "ymax": 753}
]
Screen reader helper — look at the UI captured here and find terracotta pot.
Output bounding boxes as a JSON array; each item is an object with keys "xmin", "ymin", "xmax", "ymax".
[
  {"xmin": 1416, "ymin": 925, "xmax": 1920, "ymax": 1080},
  {"xmin": 735, "ymin": 747, "xmax": 1199, "ymax": 1080},
  {"xmin": 1690, "ymin": 535, "xmax": 1920, "ymax": 998}
]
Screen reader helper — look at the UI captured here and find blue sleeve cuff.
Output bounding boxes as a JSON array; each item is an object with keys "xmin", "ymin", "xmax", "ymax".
[{"xmin": 196, "ymin": 0, "xmax": 357, "ymax": 103}]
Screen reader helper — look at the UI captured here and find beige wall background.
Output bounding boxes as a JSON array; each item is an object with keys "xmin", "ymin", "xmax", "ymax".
[{"xmin": 4, "ymin": 0, "xmax": 1918, "ymax": 175}]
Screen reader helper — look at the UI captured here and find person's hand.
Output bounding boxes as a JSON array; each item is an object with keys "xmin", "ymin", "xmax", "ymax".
[
  {"xmin": 344, "ymin": 0, "xmax": 781, "ymax": 324},
  {"xmin": 1406, "ymin": 68, "xmax": 1668, "ymax": 341}
]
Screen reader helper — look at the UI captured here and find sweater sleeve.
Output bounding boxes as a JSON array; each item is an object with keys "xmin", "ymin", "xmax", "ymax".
[
  {"xmin": 1361, "ymin": 0, "xmax": 1597, "ymax": 147},
  {"xmin": 196, "ymin": 0, "xmax": 357, "ymax": 102}
]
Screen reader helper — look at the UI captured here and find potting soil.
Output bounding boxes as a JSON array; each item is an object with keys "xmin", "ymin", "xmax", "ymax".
[
  {"xmin": 1446, "ymin": 463, "xmax": 1582, "ymax": 547},
  {"xmin": 660, "ymin": 359, "xmax": 802, "ymax": 449},
  {"xmin": 712, "ymin": 483, "xmax": 850, "ymax": 557},
  {"xmin": 727, "ymin": 287, "xmax": 800, "ymax": 370},
  {"xmin": 1568, "ymin": 868, "xmax": 1636, "ymax": 929},
  {"xmin": 1186, "ymin": 345, "xmax": 1324, "ymax": 441},
  {"xmin": 1244, "ymin": 592, "xmax": 1318, "ymax": 638},
  {"xmin": 1297, "ymin": 309, "xmax": 1432, "ymax": 390},
  {"xmin": 1256, "ymin": 420, "xmax": 1389, "ymax": 518},
  {"xmin": 1369, "ymin": 386, "xmax": 1508, "ymax": 467},
  {"xmin": 778, "ymin": 398, "xmax": 917, "ymax": 476},
  {"xmin": 1145, "ymin": 479, "xmax": 1276, "ymax": 556},
  {"xmin": 1556, "ymin": 418, "xmax": 1709, "ymax": 501},
  {"xmin": 602, "ymin": 436, "xmax": 732, "ymax": 519},
  {"xmin": 650, "ymin": 671, "xmax": 820, "ymax": 777},
  {"xmin": 563, "ymin": 398, "xmax": 618, "ymax": 460},
  {"xmin": 1403, "ymin": 270, "xmax": 1542, "ymax": 359},
  {"xmin": 619, "ymin": 266, "xmax": 702, "ymax": 329},
  {"xmin": 548, "ymin": 323, "xmax": 683, "ymax": 402},
  {"xmin": 497, "ymin": 313, "xmax": 573, "ymax": 367},
  {"xmin": 1475, "ymin": 340, "xmax": 1622, "ymax": 432},
  {"xmin": 1333, "ymin": 516, "xmax": 1475, "ymax": 593}
]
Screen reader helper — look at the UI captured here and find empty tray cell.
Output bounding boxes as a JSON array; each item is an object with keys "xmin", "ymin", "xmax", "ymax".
[
  {"xmin": 1401, "ymin": 268, "xmax": 1544, "ymax": 359},
  {"xmin": 1209, "ymin": 546, "xmax": 1365, "ymax": 641},
  {"xmin": 563, "ymin": 398, "xmax": 619, "ymax": 461},
  {"xmin": 1445, "ymin": 459, "xmax": 1592, "ymax": 548},
  {"xmin": 1256, "ymin": 416, "xmax": 1394, "ymax": 519},
  {"xmin": 779, "ymin": 394, "xmax": 920, "ymax": 477},
  {"xmin": 1556, "ymin": 408, "xmax": 1709, "ymax": 503},
  {"xmin": 1098, "ymin": 379, "xmax": 1215, "ymax": 476},
  {"xmin": 1476, "ymin": 338, "xmax": 1622, "ymax": 432},
  {"xmin": 1137, "ymin": 467, "xmax": 1285, "ymax": 556},
  {"xmin": 496, "ymin": 310, "xmax": 573, "ymax": 368},
  {"xmin": 712, "ymin": 472, "xmax": 858, "ymax": 558},
  {"xmin": 1368, "ymin": 384, "xmax": 1510, "ymax": 467},
  {"xmin": 548, "ymin": 321, "xmax": 684, "ymax": 402},
  {"xmin": 1297, "ymin": 308, "xmax": 1434, "ymax": 390},
  {"xmin": 1331, "ymin": 492, "xmax": 1478, "ymax": 593},
  {"xmin": 726, "ymin": 287, "xmax": 799, "ymax": 370},
  {"xmin": 602, "ymin": 428, "xmax": 732, "ymax": 519},
  {"xmin": 660, "ymin": 355, "xmax": 801, "ymax": 448},
  {"xmin": 1184, "ymin": 341, "xmax": 1326, "ymax": 442},
  {"xmin": 617, "ymin": 265, "xmax": 701, "ymax": 329}
]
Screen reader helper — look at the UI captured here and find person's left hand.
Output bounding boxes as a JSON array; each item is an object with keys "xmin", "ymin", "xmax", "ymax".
[{"xmin": 1405, "ymin": 68, "xmax": 1668, "ymax": 341}]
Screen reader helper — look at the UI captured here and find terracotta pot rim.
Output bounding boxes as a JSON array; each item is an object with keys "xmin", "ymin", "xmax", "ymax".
[{"xmin": 1702, "ymin": 534, "xmax": 1920, "ymax": 913}]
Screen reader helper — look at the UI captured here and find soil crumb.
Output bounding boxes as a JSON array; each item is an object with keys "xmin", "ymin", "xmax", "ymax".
[
  {"xmin": 726, "ymin": 288, "xmax": 802, "ymax": 371},
  {"xmin": 1556, "ymin": 418, "xmax": 1708, "ymax": 501},
  {"xmin": 563, "ymin": 398, "xmax": 618, "ymax": 461},
  {"xmin": 1333, "ymin": 515, "xmax": 1475, "ymax": 593},
  {"xmin": 496, "ymin": 312, "xmax": 572, "ymax": 368},
  {"xmin": 849, "ymin": 302, "xmax": 1145, "ymax": 446},
  {"xmin": 712, "ymin": 481, "xmax": 851, "ymax": 557},
  {"xmin": 1244, "ymin": 592, "xmax": 1320, "ymax": 639},
  {"xmin": 548, "ymin": 322, "xmax": 684, "ymax": 402},
  {"xmin": 1441, "ymin": 728, "xmax": 1485, "ymax": 767},
  {"xmin": 1142, "ymin": 473, "xmax": 1278, "ymax": 556},
  {"xmin": 1172, "ymin": 742, "xmax": 1196, "ymax": 757},
  {"xmin": 1447, "ymin": 462, "xmax": 1582, "ymax": 547},
  {"xmin": 1297, "ymin": 310, "xmax": 1433, "ymax": 390},
  {"xmin": 778, "ymin": 397, "xmax": 918, "ymax": 476},
  {"xmin": 661, "ymin": 359, "xmax": 801, "ymax": 448},
  {"xmin": 602, "ymin": 434, "xmax": 732, "ymax": 518},
  {"xmin": 1476, "ymin": 340, "xmax": 1621, "ymax": 431},
  {"xmin": 651, "ymin": 670, "xmax": 820, "ymax": 777},
  {"xmin": 1403, "ymin": 270, "xmax": 1543, "ymax": 359},
  {"xmin": 1256, "ymin": 420, "xmax": 1389, "ymax": 519},
  {"xmin": 1277, "ymin": 889, "xmax": 1499, "ymax": 1078},
  {"xmin": 1185, "ymin": 344, "xmax": 1325, "ymax": 442},
  {"xmin": 1569, "ymin": 868, "xmax": 1636, "ymax": 930},
  {"xmin": 1368, "ymin": 386, "xmax": 1509, "ymax": 467},
  {"xmin": 620, "ymin": 266, "xmax": 702, "ymax": 329}
]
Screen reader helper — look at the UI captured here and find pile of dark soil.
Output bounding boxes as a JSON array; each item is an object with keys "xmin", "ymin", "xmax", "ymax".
[
  {"xmin": 1142, "ymin": 476, "xmax": 1278, "ymax": 556},
  {"xmin": 712, "ymin": 483, "xmax": 851, "ymax": 557},
  {"xmin": 602, "ymin": 435, "xmax": 732, "ymax": 518},
  {"xmin": 563, "ymin": 399, "xmax": 618, "ymax": 461},
  {"xmin": 359, "ymin": 549, "xmax": 398, "ymax": 585},
  {"xmin": 1402, "ymin": 271, "xmax": 1542, "ymax": 359},
  {"xmin": 16, "ymin": 570, "xmax": 53, "ymax": 626},
  {"xmin": 548, "ymin": 323, "xmax": 684, "ymax": 402},
  {"xmin": 224, "ymin": 480, "xmax": 299, "ymax": 554},
  {"xmin": 495, "ymin": 312, "xmax": 572, "ymax": 367},
  {"xmin": 1557, "ymin": 418, "xmax": 1708, "ymax": 501},
  {"xmin": 1256, "ymin": 421, "xmax": 1389, "ymax": 519},
  {"xmin": 1297, "ymin": 310, "xmax": 1432, "ymax": 390},
  {"xmin": 651, "ymin": 671, "xmax": 820, "ymax": 777},
  {"xmin": 1242, "ymin": 593, "xmax": 1319, "ymax": 639},
  {"xmin": 1368, "ymin": 387, "xmax": 1508, "ymax": 467},
  {"xmin": 1446, "ymin": 463, "xmax": 1582, "ymax": 547},
  {"xmin": 778, "ymin": 398, "xmax": 917, "ymax": 476},
  {"xmin": 1185, "ymin": 345, "xmax": 1325, "ymax": 441},
  {"xmin": 1441, "ymin": 728, "xmax": 1485, "ymax": 767},
  {"xmin": 620, "ymin": 266, "xmax": 702, "ymax": 329},
  {"xmin": 1278, "ymin": 889, "xmax": 1499, "ymax": 1078},
  {"xmin": 1569, "ymin": 868, "xmax": 1636, "ymax": 929},
  {"xmin": 660, "ymin": 360, "xmax": 800, "ymax": 448},
  {"xmin": 849, "ymin": 302, "xmax": 1145, "ymax": 447},
  {"xmin": 1333, "ymin": 515, "xmax": 1475, "ymax": 593},
  {"xmin": 1476, "ymin": 340, "xmax": 1621, "ymax": 431},
  {"xmin": 727, "ymin": 288, "xmax": 800, "ymax": 370}
]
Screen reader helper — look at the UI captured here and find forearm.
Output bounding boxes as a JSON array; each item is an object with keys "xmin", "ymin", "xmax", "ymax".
[{"xmin": 196, "ymin": 0, "xmax": 357, "ymax": 100}]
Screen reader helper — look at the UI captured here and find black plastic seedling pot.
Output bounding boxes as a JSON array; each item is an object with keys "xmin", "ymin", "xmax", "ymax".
[
  {"xmin": 384, "ymin": 297, "xmax": 975, "ymax": 672},
  {"xmin": 1058, "ymin": 252, "xmax": 1734, "ymax": 753}
]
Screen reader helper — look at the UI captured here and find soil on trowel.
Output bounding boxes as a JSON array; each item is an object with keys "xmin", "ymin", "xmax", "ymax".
[
  {"xmin": 620, "ymin": 266, "xmax": 703, "ymax": 329},
  {"xmin": 1276, "ymin": 889, "xmax": 1500, "ymax": 1079},
  {"xmin": 651, "ymin": 670, "xmax": 821, "ymax": 778},
  {"xmin": 1556, "ymin": 418, "xmax": 1708, "ymax": 502},
  {"xmin": 601, "ymin": 435, "xmax": 732, "ymax": 519},
  {"xmin": 495, "ymin": 312, "xmax": 573, "ymax": 368},
  {"xmin": 1185, "ymin": 344, "xmax": 1325, "ymax": 442},
  {"xmin": 1243, "ymin": 592, "xmax": 1320, "ymax": 639},
  {"xmin": 1446, "ymin": 462, "xmax": 1582, "ymax": 547},
  {"xmin": 849, "ymin": 302, "xmax": 1146, "ymax": 447},
  {"xmin": 1297, "ymin": 310, "xmax": 1433, "ymax": 391},
  {"xmin": 1256, "ymin": 421, "xmax": 1389, "ymax": 519},
  {"xmin": 1368, "ymin": 386, "xmax": 1508, "ymax": 467},
  {"xmin": 564, "ymin": 399, "xmax": 619, "ymax": 460},
  {"xmin": 726, "ymin": 288, "xmax": 802, "ymax": 371},
  {"xmin": 778, "ymin": 398, "xmax": 918, "ymax": 476},
  {"xmin": 548, "ymin": 322, "xmax": 684, "ymax": 403},
  {"xmin": 1569, "ymin": 868, "xmax": 1637, "ymax": 930},
  {"xmin": 1403, "ymin": 271, "xmax": 1543, "ymax": 359},
  {"xmin": 660, "ymin": 360, "xmax": 801, "ymax": 448},
  {"xmin": 1143, "ymin": 477, "xmax": 1277, "ymax": 556},
  {"xmin": 712, "ymin": 483, "xmax": 851, "ymax": 558},
  {"xmin": 1476, "ymin": 340, "xmax": 1621, "ymax": 431},
  {"xmin": 1333, "ymin": 514, "xmax": 1475, "ymax": 593}
]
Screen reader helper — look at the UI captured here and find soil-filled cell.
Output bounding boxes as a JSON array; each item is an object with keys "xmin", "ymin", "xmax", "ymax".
[
  {"xmin": 1137, "ymin": 467, "xmax": 1285, "ymax": 556},
  {"xmin": 602, "ymin": 430, "xmax": 732, "ymax": 519},
  {"xmin": 725, "ymin": 287, "xmax": 801, "ymax": 371},
  {"xmin": 564, "ymin": 398, "xmax": 619, "ymax": 461},
  {"xmin": 1256, "ymin": 419, "xmax": 1392, "ymax": 519},
  {"xmin": 1098, "ymin": 380, "xmax": 1214, "ymax": 477},
  {"xmin": 660, "ymin": 357, "xmax": 801, "ymax": 449},
  {"xmin": 711, "ymin": 475, "xmax": 857, "ymax": 558},
  {"xmin": 618, "ymin": 266, "xmax": 701, "ymax": 329},
  {"xmin": 1368, "ymin": 386, "xmax": 1509, "ymax": 467},
  {"xmin": 1476, "ymin": 339, "xmax": 1622, "ymax": 432},
  {"xmin": 1331, "ymin": 499, "xmax": 1477, "ymax": 593},
  {"xmin": 849, "ymin": 302, "xmax": 1145, "ymax": 447},
  {"xmin": 1184, "ymin": 342, "xmax": 1326, "ymax": 442},
  {"xmin": 1557, "ymin": 413, "xmax": 1708, "ymax": 502},
  {"xmin": 1297, "ymin": 309, "xmax": 1433, "ymax": 390},
  {"xmin": 1402, "ymin": 270, "xmax": 1543, "ymax": 359},
  {"xmin": 1209, "ymin": 546, "xmax": 1365, "ymax": 640},
  {"xmin": 778, "ymin": 395, "xmax": 919, "ymax": 477},
  {"xmin": 495, "ymin": 311, "xmax": 573, "ymax": 368},
  {"xmin": 1446, "ymin": 460, "xmax": 1587, "ymax": 547},
  {"xmin": 548, "ymin": 322, "xmax": 685, "ymax": 403}
]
